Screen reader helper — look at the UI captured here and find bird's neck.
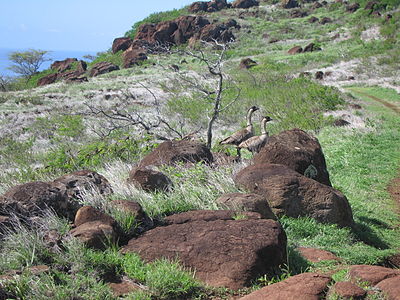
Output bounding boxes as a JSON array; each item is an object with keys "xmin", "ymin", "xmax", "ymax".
[
  {"xmin": 261, "ymin": 119, "xmax": 268, "ymax": 135},
  {"xmin": 246, "ymin": 109, "xmax": 255, "ymax": 126}
]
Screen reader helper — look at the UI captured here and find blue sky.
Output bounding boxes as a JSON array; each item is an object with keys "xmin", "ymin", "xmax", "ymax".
[{"xmin": 1, "ymin": 0, "xmax": 194, "ymax": 52}]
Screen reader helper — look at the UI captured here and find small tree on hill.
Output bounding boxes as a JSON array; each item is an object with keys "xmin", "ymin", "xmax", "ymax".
[{"xmin": 8, "ymin": 49, "xmax": 51, "ymax": 79}]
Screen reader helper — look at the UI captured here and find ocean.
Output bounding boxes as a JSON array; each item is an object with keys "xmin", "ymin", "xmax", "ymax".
[{"xmin": 0, "ymin": 48, "xmax": 99, "ymax": 77}]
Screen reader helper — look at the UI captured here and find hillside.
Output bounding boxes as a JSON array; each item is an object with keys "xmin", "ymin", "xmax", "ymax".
[{"xmin": 0, "ymin": 0, "xmax": 400, "ymax": 299}]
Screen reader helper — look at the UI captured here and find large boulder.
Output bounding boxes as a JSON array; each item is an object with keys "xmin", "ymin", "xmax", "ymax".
[
  {"xmin": 196, "ymin": 23, "xmax": 235, "ymax": 43},
  {"xmin": 112, "ymin": 37, "xmax": 133, "ymax": 54},
  {"xmin": 51, "ymin": 58, "xmax": 77, "ymax": 73},
  {"xmin": 349, "ymin": 265, "xmax": 400, "ymax": 285},
  {"xmin": 330, "ymin": 282, "xmax": 367, "ymax": 300},
  {"xmin": 189, "ymin": 1, "xmax": 209, "ymax": 13},
  {"xmin": 123, "ymin": 47, "xmax": 147, "ymax": 68},
  {"xmin": 346, "ymin": 3, "xmax": 360, "ymax": 13},
  {"xmin": 234, "ymin": 164, "xmax": 354, "ymax": 227},
  {"xmin": 232, "ymin": 0, "xmax": 259, "ymax": 9},
  {"xmin": 37, "ymin": 73, "xmax": 58, "ymax": 86},
  {"xmin": 281, "ymin": 0, "xmax": 299, "ymax": 9},
  {"xmin": 240, "ymin": 273, "xmax": 331, "ymax": 300},
  {"xmin": 0, "ymin": 181, "xmax": 70, "ymax": 219},
  {"xmin": 216, "ymin": 193, "xmax": 277, "ymax": 220},
  {"xmin": 122, "ymin": 210, "xmax": 287, "ymax": 289},
  {"xmin": 376, "ymin": 276, "xmax": 400, "ymax": 300},
  {"xmin": 171, "ymin": 16, "xmax": 211, "ymax": 45},
  {"xmin": 288, "ymin": 46, "xmax": 303, "ymax": 54},
  {"xmin": 89, "ymin": 62, "xmax": 119, "ymax": 77},
  {"xmin": 138, "ymin": 140, "xmax": 213, "ymax": 168},
  {"xmin": 53, "ymin": 170, "xmax": 113, "ymax": 200},
  {"xmin": 254, "ymin": 128, "xmax": 332, "ymax": 186},
  {"xmin": 128, "ymin": 167, "xmax": 173, "ymax": 192},
  {"xmin": 189, "ymin": 0, "xmax": 229, "ymax": 13}
]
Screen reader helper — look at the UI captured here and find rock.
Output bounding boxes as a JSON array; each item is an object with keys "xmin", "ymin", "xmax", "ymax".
[
  {"xmin": 365, "ymin": 1, "xmax": 378, "ymax": 10},
  {"xmin": 37, "ymin": 73, "xmax": 58, "ymax": 86},
  {"xmin": 74, "ymin": 206, "xmax": 117, "ymax": 228},
  {"xmin": 128, "ymin": 167, "xmax": 173, "ymax": 192},
  {"xmin": 171, "ymin": 16, "xmax": 211, "ymax": 45},
  {"xmin": 303, "ymin": 42, "xmax": 321, "ymax": 52},
  {"xmin": 281, "ymin": 0, "xmax": 299, "ymax": 9},
  {"xmin": 138, "ymin": 140, "xmax": 213, "ymax": 168},
  {"xmin": 297, "ymin": 247, "xmax": 341, "ymax": 263},
  {"xmin": 112, "ymin": 37, "xmax": 132, "ymax": 54},
  {"xmin": 288, "ymin": 46, "xmax": 303, "ymax": 54},
  {"xmin": 349, "ymin": 265, "xmax": 400, "ymax": 285},
  {"xmin": 331, "ymin": 282, "xmax": 366, "ymax": 300},
  {"xmin": 108, "ymin": 279, "xmax": 139, "ymax": 297},
  {"xmin": 315, "ymin": 71, "xmax": 324, "ymax": 79},
  {"xmin": 376, "ymin": 276, "xmax": 400, "ymax": 300},
  {"xmin": 89, "ymin": 62, "xmax": 119, "ymax": 77},
  {"xmin": 333, "ymin": 119, "xmax": 351, "ymax": 127},
  {"xmin": 269, "ymin": 37, "xmax": 279, "ymax": 43},
  {"xmin": 76, "ymin": 60, "xmax": 87, "ymax": 72},
  {"xmin": 53, "ymin": 170, "xmax": 113, "ymax": 202},
  {"xmin": 308, "ymin": 16, "xmax": 320, "ymax": 23},
  {"xmin": 59, "ymin": 70, "xmax": 87, "ymax": 83},
  {"xmin": 312, "ymin": 2, "xmax": 323, "ymax": 9},
  {"xmin": 189, "ymin": 0, "xmax": 228, "ymax": 13},
  {"xmin": 346, "ymin": 3, "xmax": 360, "ymax": 13},
  {"xmin": 216, "ymin": 193, "xmax": 277, "ymax": 220},
  {"xmin": 163, "ymin": 210, "xmax": 263, "ymax": 224},
  {"xmin": 70, "ymin": 220, "xmax": 117, "ymax": 250},
  {"xmin": 123, "ymin": 47, "xmax": 147, "ymax": 68},
  {"xmin": 239, "ymin": 273, "xmax": 331, "ymax": 300},
  {"xmin": 253, "ymin": 128, "xmax": 332, "ymax": 186},
  {"xmin": 196, "ymin": 23, "xmax": 235, "ymax": 43},
  {"xmin": 51, "ymin": 58, "xmax": 78, "ymax": 73},
  {"xmin": 371, "ymin": 11, "xmax": 381, "ymax": 17},
  {"xmin": 239, "ymin": 58, "xmax": 258, "ymax": 69},
  {"xmin": 122, "ymin": 210, "xmax": 287, "ymax": 289},
  {"xmin": 290, "ymin": 10, "xmax": 308, "ymax": 18},
  {"xmin": 189, "ymin": 1, "xmax": 209, "ymax": 13},
  {"xmin": 234, "ymin": 164, "xmax": 354, "ymax": 227},
  {"xmin": 320, "ymin": 17, "xmax": 332, "ymax": 24},
  {"xmin": 0, "ymin": 181, "xmax": 70, "ymax": 220},
  {"xmin": 232, "ymin": 0, "xmax": 259, "ymax": 9},
  {"xmin": 110, "ymin": 200, "xmax": 147, "ymax": 222},
  {"xmin": 386, "ymin": 253, "xmax": 400, "ymax": 268}
]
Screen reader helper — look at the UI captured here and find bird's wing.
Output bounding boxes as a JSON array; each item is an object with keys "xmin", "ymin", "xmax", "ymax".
[
  {"xmin": 220, "ymin": 128, "xmax": 252, "ymax": 145},
  {"xmin": 238, "ymin": 136, "xmax": 258, "ymax": 148}
]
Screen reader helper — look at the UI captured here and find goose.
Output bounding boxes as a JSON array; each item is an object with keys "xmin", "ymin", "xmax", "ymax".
[
  {"xmin": 220, "ymin": 105, "xmax": 259, "ymax": 156},
  {"xmin": 238, "ymin": 116, "xmax": 273, "ymax": 154}
]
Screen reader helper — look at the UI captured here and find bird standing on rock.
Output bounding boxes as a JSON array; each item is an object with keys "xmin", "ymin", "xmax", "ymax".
[
  {"xmin": 238, "ymin": 115, "xmax": 273, "ymax": 154},
  {"xmin": 220, "ymin": 106, "xmax": 259, "ymax": 157}
]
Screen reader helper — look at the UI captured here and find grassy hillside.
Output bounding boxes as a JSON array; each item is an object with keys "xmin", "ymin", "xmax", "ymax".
[{"xmin": 0, "ymin": 0, "xmax": 399, "ymax": 299}]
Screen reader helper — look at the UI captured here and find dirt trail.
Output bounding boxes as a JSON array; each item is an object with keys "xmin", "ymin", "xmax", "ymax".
[{"xmin": 348, "ymin": 88, "xmax": 400, "ymax": 115}]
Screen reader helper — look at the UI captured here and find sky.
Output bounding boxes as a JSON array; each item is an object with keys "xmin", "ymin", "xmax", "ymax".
[{"xmin": 0, "ymin": 0, "xmax": 195, "ymax": 52}]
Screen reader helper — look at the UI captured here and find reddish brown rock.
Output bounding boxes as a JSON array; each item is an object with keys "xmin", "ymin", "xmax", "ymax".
[
  {"xmin": 123, "ymin": 47, "xmax": 147, "ymax": 68},
  {"xmin": 128, "ymin": 167, "xmax": 173, "ymax": 192},
  {"xmin": 110, "ymin": 200, "xmax": 147, "ymax": 221},
  {"xmin": 349, "ymin": 265, "xmax": 400, "ymax": 285},
  {"xmin": 315, "ymin": 71, "xmax": 324, "ymax": 79},
  {"xmin": 254, "ymin": 128, "xmax": 332, "ymax": 186},
  {"xmin": 234, "ymin": 164, "xmax": 354, "ymax": 227},
  {"xmin": 239, "ymin": 58, "xmax": 257, "ymax": 69},
  {"xmin": 290, "ymin": 10, "xmax": 308, "ymax": 18},
  {"xmin": 108, "ymin": 280, "xmax": 139, "ymax": 297},
  {"xmin": 320, "ymin": 17, "xmax": 333, "ymax": 24},
  {"xmin": 189, "ymin": 0, "xmax": 229, "ymax": 13},
  {"xmin": 232, "ymin": 0, "xmax": 259, "ymax": 9},
  {"xmin": 112, "ymin": 37, "xmax": 133, "ymax": 54},
  {"xmin": 51, "ymin": 58, "xmax": 78, "ymax": 73},
  {"xmin": 386, "ymin": 253, "xmax": 400, "ymax": 268},
  {"xmin": 216, "ymin": 193, "xmax": 277, "ymax": 220},
  {"xmin": 334, "ymin": 119, "xmax": 351, "ymax": 127},
  {"xmin": 138, "ymin": 140, "xmax": 213, "ymax": 168},
  {"xmin": 89, "ymin": 62, "xmax": 119, "ymax": 77},
  {"xmin": 331, "ymin": 281, "xmax": 366, "ymax": 300},
  {"xmin": 309, "ymin": 16, "xmax": 320, "ymax": 23},
  {"xmin": 189, "ymin": 1, "xmax": 209, "ymax": 13},
  {"xmin": 288, "ymin": 46, "xmax": 303, "ymax": 54},
  {"xmin": 0, "ymin": 181, "xmax": 70, "ymax": 219},
  {"xmin": 376, "ymin": 276, "xmax": 400, "ymax": 300},
  {"xmin": 70, "ymin": 220, "xmax": 117, "ymax": 250},
  {"xmin": 196, "ymin": 23, "xmax": 235, "ymax": 43},
  {"xmin": 281, "ymin": 0, "xmax": 299, "ymax": 9},
  {"xmin": 239, "ymin": 273, "xmax": 331, "ymax": 300},
  {"xmin": 122, "ymin": 210, "xmax": 287, "ymax": 289},
  {"xmin": 298, "ymin": 247, "xmax": 341, "ymax": 263},
  {"xmin": 346, "ymin": 3, "xmax": 360, "ymax": 12},
  {"xmin": 74, "ymin": 206, "xmax": 117, "ymax": 228},
  {"xmin": 312, "ymin": 2, "xmax": 323, "ymax": 9},
  {"xmin": 37, "ymin": 73, "xmax": 58, "ymax": 86},
  {"xmin": 303, "ymin": 42, "xmax": 321, "ymax": 52}
]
